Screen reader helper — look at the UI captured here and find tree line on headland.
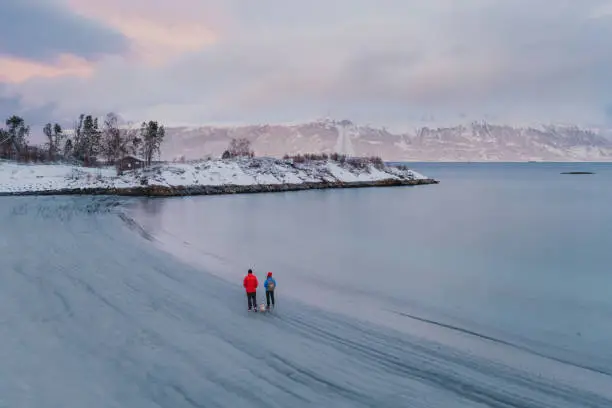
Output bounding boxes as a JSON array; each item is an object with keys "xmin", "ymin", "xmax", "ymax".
[
  {"xmin": 0, "ymin": 113, "xmax": 165, "ymax": 168},
  {"xmin": 0, "ymin": 113, "xmax": 260, "ymax": 168},
  {"xmin": 1, "ymin": 113, "xmax": 389, "ymax": 172}
]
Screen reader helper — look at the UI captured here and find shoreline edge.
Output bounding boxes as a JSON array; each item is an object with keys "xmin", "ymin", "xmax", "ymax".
[{"xmin": 0, "ymin": 178, "xmax": 439, "ymax": 197}]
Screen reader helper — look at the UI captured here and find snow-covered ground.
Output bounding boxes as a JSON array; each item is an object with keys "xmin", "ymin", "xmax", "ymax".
[
  {"xmin": 1, "ymin": 196, "xmax": 610, "ymax": 408},
  {"xmin": 0, "ymin": 158, "xmax": 428, "ymax": 194}
]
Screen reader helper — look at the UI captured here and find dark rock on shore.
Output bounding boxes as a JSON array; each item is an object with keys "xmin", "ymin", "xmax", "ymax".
[{"xmin": 0, "ymin": 178, "xmax": 439, "ymax": 197}]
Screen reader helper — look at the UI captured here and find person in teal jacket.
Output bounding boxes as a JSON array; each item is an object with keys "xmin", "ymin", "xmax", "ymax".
[{"xmin": 264, "ymin": 272, "xmax": 277, "ymax": 309}]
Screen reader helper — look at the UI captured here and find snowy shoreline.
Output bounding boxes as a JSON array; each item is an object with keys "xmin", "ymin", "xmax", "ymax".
[
  {"xmin": 0, "ymin": 157, "xmax": 438, "ymax": 197},
  {"xmin": 0, "ymin": 178, "xmax": 436, "ymax": 197}
]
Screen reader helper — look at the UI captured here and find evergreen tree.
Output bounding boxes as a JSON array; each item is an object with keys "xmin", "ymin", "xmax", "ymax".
[
  {"xmin": 140, "ymin": 120, "xmax": 165, "ymax": 165},
  {"xmin": 5, "ymin": 115, "xmax": 29, "ymax": 159}
]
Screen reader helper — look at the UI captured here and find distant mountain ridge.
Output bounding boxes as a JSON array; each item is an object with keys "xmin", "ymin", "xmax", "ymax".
[{"xmin": 161, "ymin": 119, "xmax": 612, "ymax": 162}]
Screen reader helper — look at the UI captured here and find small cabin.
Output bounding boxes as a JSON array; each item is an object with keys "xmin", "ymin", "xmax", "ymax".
[{"xmin": 117, "ymin": 155, "xmax": 145, "ymax": 172}]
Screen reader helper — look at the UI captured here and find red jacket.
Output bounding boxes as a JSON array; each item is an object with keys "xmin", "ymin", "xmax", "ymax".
[{"xmin": 243, "ymin": 274, "xmax": 258, "ymax": 293}]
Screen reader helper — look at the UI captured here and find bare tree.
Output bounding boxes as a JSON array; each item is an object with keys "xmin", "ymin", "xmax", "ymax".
[
  {"xmin": 222, "ymin": 137, "xmax": 254, "ymax": 158},
  {"xmin": 124, "ymin": 123, "xmax": 141, "ymax": 157},
  {"xmin": 0, "ymin": 128, "xmax": 10, "ymax": 158},
  {"xmin": 43, "ymin": 122, "xmax": 63, "ymax": 161},
  {"xmin": 101, "ymin": 112, "xmax": 123, "ymax": 164}
]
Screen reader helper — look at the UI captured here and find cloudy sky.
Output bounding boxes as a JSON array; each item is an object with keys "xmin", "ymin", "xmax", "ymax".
[{"xmin": 2, "ymin": 0, "xmax": 612, "ymax": 130}]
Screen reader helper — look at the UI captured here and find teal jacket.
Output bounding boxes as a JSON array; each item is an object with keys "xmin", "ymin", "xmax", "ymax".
[{"xmin": 264, "ymin": 277, "xmax": 277, "ymax": 291}]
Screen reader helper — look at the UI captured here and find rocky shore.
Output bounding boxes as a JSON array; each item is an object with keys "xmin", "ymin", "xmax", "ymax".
[{"xmin": 0, "ymin": 177, "xmax": 438, "ymax": 197}]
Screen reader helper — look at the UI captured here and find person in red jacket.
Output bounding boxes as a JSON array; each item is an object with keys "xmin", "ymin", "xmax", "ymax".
[{"xmin": 243, "ymin": 269, "xmax": 259, "ymax": 311}]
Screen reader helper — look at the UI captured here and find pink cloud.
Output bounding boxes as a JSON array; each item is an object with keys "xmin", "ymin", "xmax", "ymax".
[
  {"xmin": 4, "ymin": 0, "xmax": 611, "ymax": 128},
  {"xmin": 0, "ymin": 54, "xmax": 94, "ymax": 83},
  {"xmin": 65, "ymin": 0, "xmax": 222, "ymax": 64}
]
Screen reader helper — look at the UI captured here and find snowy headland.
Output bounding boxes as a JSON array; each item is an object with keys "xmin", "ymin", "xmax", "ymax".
[{"xmin": 0, "ymin": 157, "xmax": 437, "ymax": 197}]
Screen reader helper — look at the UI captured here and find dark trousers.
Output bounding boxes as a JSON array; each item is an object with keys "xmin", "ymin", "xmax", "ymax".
[
  {"xmin": 247, "ymin": 292, "xmax": 257, "ymax": 309},
  {"xmin": 266, "ymin": 290, "xmax": 275, "ymax": 307}
]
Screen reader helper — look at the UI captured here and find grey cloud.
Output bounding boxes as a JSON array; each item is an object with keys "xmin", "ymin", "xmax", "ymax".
[
  {"xmin": 317, "ymin": 0, "xmax": 612, "ymax": 119},
  {"xmin": 0, "ymin": 91, "xmax": 20, "ymax": 117},
  {"xmin": 0, "ymin": 86, "xmax": 61, "ymax": 145},
  {"xmin": 5, "ymin": 0, "xmax": 612, "ymax": 127},
  {"xmin": 0, "ymin": 86, "xmax": 59, "ymax": 126},
  {"xmin": 0, "ymin": 0, "xmax": 127, "ymax": 61}
]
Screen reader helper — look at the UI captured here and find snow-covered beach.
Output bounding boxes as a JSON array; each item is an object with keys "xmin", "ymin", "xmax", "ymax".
[
  {"xmin": 2, "ymin": 164, "xmax": 611, "ymax": 407},
  {"xmin": 0, "ymin": 157, "xmax": 437, "ymax": 196}
]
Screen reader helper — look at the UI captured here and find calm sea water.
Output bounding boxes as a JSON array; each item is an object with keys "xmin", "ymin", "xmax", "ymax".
[{"xmin": 129, "ymin": 162, "xmax": 612, "ymax": 374}]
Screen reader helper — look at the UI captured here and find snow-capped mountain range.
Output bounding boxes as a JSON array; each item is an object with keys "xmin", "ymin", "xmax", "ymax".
[{"xmin": 161, "ymin": 119, "xmax": 612, "ymax": 162}]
